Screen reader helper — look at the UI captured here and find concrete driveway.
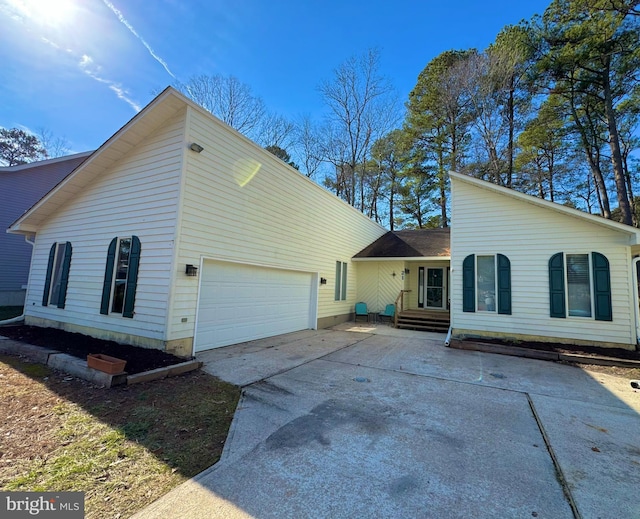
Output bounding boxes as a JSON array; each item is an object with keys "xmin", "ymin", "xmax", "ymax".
[{"xmin": 134, "ymin": 324, "xmax": 640, "ymax": 519}]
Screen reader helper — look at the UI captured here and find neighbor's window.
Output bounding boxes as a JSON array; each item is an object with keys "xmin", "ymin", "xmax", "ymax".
[
  {"xmin": 100, "ymin": 236, "xmax": 141, "ymax": 318},
  {"xmin": 335, "ymin": 261, "xmax": 347, "ymax": 301},
  {"xmin": 42, "ymin": 242, "xmax": 72, "ymax": 309},
  {"xmin": 549, "ymin": 252, "xmax": 611, "ymax": 320}
]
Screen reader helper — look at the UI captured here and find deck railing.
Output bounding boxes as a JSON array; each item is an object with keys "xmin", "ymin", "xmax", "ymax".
[{"xmin": 393, "ymin": 290, "xmax": 412, "ymax": 328}]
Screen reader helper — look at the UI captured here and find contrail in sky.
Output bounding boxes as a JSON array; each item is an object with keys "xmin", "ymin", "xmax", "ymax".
[{"xmin": 102, "ymin": 0, "xmax": 177, "ymax": 80}]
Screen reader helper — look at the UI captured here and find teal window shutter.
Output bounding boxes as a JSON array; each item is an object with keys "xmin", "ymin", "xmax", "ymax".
[
  {"xmin": 462, "ymin": 254, "xmax": 475, "ymax": 312},
  {"xmin": 122, "ymin": 235, "xmax": 141, "ymax": 318},
  {"xmin": 57, "ymin": 242, "xmax": 72, "ymax": 309},
  {"xmin": 497, "ymin": 254, "xmax": 511, "ymax": 315},
  {"xmin": 592, "ymin": 252, "xmax": 612, "ymax": 321},
  {"xmin": 100, "ymin": 238, "xmax": 117, "ymax": 315},
  {"xmin": 42, "ymin": 243, "xmax": 57, "ymax": 306},
  {"xmin": 334, "ymin": 261, "xmax": 341, "ymax": 301},
  {"xmin": 549, "ymin": 253, "xmax": 566, "ymax": 318}
]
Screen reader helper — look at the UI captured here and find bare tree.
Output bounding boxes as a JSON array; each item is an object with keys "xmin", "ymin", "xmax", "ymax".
[
  {"xmin": 255, "ymin": 112, "xmax": 295, "ymax": 149},
  {"xmin": 176, "ymin": 74, "xmax": 266, "ymax": 137},
  {"xmin": 37, "ymin": 128, "xmax": 72, "ymax": 158},
  {"xmin": 293, "ymin": 115, "xmax": 324, "ymax": 179},
  {"xmin": 319, "ymin": 48, "xmax": 401, "ymax": 211}
]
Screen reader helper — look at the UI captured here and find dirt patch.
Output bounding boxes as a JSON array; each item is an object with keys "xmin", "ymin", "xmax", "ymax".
[
  {"xmin": 0, "ymin": 325, "xmax": 183, "ymax": 374},
  {"xmin": 0, "ymin": 354, "xmax": 240, "ymax": 518}
]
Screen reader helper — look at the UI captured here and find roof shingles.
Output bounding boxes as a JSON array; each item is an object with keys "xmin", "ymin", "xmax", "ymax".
[{"xmin": 353, "ymin": 228, "xmax": 450, "ymax": 258}]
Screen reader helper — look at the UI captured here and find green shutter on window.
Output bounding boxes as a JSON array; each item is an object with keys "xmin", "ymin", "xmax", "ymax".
[
  {"xmin": 592, "ymin": 252, "xmax": 612, "ymax": 321},
  {"xmin": 462, "ymin": 254, "xmax": 475, "ymax": 312},
  {"xmin": 549, "ymin": 252, "xmax": 566, "ymax": 318},
  {"xmin": 42, "ymin": 243, "xmax": 57, "ymax": 306},
  {"xmin": 497, "ymin": 254, "xmax": 511, "ymax": 315},
  {"xmin": 122, "ymin": 236, "xmax": 141, "ymax": 318},
  {"xmin": 335, "ymin": 261, "xmax": 341, "ymax": 301},
  {"xmin": 57, "ymin": 242, "xmax": 72, "ymax": 309},
  {"xmin": 100, "ymin": 238, "xmax": 117, "ymax": 315}
]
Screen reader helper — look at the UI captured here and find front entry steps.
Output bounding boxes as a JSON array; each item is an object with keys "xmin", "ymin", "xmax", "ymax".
[{"xmin": 396, "ymin": 310, "xmax": 450, "ymax": 332}]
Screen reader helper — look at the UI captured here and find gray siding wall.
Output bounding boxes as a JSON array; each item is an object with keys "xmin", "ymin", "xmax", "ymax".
[{"xmin": 0, "ymin": 154, "xmax": 88, "ymax": 296}]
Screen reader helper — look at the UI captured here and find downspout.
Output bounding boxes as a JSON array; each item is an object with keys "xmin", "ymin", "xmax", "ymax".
[
  {"xmin": 444, "ymin": 325, "xmax": 452, "ymax": 347},
  {"xmin": 0, "ymin": 234, "xmax": 35, "ymax": 326},
  {"xmin": 632, "ymin": 257, "xmax": 640, "ymax": 350}
]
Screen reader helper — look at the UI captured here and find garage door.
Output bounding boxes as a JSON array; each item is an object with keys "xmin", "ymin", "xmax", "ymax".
[{"xmin": 194, "ymin": 260, "xmax": 315, "ymax": 352}]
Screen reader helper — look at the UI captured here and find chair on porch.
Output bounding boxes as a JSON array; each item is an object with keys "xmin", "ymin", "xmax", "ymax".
[
  {"xmin": 379, "ymin": 304, "xmax": 395, "ymax": 323},
  {"xmin": 354, "ymin": 302, "xmax": 368, "ymax": 322}
]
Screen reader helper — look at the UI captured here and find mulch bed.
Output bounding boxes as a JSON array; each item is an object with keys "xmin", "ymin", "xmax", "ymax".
[
  {"xmin": 460, "ymin": 337, "xmax": 640, "ymax": 361},
  {"xmin": 0, "ymin": 325, "xmax": 184, "ymax": 374}
]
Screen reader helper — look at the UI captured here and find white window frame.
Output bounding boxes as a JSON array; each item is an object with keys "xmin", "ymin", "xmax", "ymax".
[
  {"xmin": 110, "ymin": 237, "xmax": 132, "ymax": 315},
  {"xmin": 48, "ymin": 243, "xmax": 66, "ymax": 306},
  {"xmin": 335, "ymin": 261, "xmax": 347, "ymax": 301},
  {"xmin": 564, "ymin": 253, "xmax": 594, "ymax": 319}
]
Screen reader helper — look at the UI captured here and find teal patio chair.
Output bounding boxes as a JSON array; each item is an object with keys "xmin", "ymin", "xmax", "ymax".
[
  {"xmin": 379, "ymin": 304, "xmax": 395, "ymax": 324},
  {"xmin": 354, "ymin": 302, "xmax": 368, "ymax": 322}
]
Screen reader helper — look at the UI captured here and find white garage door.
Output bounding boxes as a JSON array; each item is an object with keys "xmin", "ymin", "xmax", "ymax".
[{"xmin": 195, "ymin": 260, "xmax": 315, "ymax": 352}]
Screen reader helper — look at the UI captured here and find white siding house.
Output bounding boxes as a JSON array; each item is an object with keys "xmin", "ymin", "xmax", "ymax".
[
  {"xmin": 8, "ymin": 88, "xmax": 387, "ymax": 356},
  {"xmin": 449, "ymin": 171, "xmax": 640, "ymax": 350}
]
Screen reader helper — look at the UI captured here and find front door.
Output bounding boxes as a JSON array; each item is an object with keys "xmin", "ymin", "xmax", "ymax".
[{"xmin": 418, "ymin": 267, "xmax": 447, "ymax": 309}]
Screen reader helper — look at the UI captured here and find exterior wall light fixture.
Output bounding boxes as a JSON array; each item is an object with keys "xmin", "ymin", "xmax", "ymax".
[
  {"xmin": 189, "ymin": 143, "xmax": 204, "ymax": 153},
  {"xmin": 186, "ymin": 264, "xmax": 199, "ymax": 276}
]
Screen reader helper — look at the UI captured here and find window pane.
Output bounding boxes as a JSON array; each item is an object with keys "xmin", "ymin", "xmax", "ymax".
[
  {"xmin": 477, "ymin": 255, "xmax": 495, "ymax": 312},
  {"xmin": 112, "ymin": 238, "xmax": 131, "ymax": 314},
  {"xmin": 49, "ymin": 244, "xmax": 65, "ymax": 305},
  {"xmin": 567, "ymin": 254, "xmax": 591, "ymax": 317}
]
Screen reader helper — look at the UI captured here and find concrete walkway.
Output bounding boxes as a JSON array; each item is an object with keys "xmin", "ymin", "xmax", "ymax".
[{"xmin": 134, "ymin": 326, "xmax": 640, "ymax": 519}]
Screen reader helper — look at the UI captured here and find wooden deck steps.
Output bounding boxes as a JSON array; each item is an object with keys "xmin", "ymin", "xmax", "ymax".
[{"xmin": 396, "ymin": 310, "xmax": 450, "ymax": 333}]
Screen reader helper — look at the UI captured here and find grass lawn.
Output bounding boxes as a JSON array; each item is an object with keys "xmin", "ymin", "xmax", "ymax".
[
  {"xmin": 0, "ymin": 306, "xmax": 23, "ymax": 320},
  {"xmin": 0, "ymin": 354, "xmax": 241, "ymax": 518}
]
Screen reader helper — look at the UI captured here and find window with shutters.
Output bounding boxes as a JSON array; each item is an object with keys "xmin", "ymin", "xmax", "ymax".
[
  {"xmin": 42, "ymin": 242, "xmax": 72, "ymax": 309},
  {"xmin": 548, "ymin": 252, "xmax": 611, "ymax": 320},
  {"xmin": 101, "ymin": 236, "xmax": 141, "ymax": 318},
  {"xmin": 462, "ymin": 254, "xmax": 511, "ymax": 314}
]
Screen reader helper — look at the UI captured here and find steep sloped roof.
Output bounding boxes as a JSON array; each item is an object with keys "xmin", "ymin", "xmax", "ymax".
[{"xmin": 353, "ymin": 228, "xmax": 450, "ymax": 259}]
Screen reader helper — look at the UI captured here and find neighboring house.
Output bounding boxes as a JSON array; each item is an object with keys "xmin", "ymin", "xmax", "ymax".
[
  {"xmin": 449, "ymin": 171, "xmax": 640, "ymax": 351},
  {"xmin": 8, "ymin": 87, "xmax": 640, "ymax": 355},
  {"xmin": 8, "ymin": 87, "xmax": 387, "ymax": 356},
  {"xmin": 0, "ymin": 152, "xmax": 91, "ymax": 306}
]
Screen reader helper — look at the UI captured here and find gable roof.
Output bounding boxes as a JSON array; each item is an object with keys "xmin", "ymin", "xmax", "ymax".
[
  {"xmin": 8, "ymin": 87, "xmax": 188, "ymax": 234},
  {"xmin": 353, "ymin": 228, "xmax": 450, "ymax": 260},
  {"xmin": 449, "ymin": 171, "xmax": 640, "ymax": 245}
]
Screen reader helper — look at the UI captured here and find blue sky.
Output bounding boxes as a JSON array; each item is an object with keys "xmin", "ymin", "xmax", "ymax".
[{"xmin": 0, "ymin": 0, "xmax": 551, "ymax": 154}]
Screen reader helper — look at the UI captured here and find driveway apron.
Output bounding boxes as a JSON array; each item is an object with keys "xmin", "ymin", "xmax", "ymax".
[{"xmin": 133, "ymin": 329, "xmax": 640, "ymax": 519}]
